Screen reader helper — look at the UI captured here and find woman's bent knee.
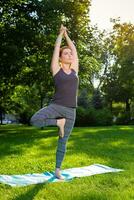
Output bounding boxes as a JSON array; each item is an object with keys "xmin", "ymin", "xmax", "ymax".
[{"xmin": 30, "ymin": 114, "xmax": 44, "ymax": 128}]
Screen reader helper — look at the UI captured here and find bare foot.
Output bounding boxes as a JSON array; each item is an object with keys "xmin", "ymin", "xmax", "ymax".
[
  {"xmin": 57, "ymin": 118, "xmax": 66, "ymax": 138},
  {"xmin": 55, "ymin": 168, "xmax": 64, "ymax": 180}
]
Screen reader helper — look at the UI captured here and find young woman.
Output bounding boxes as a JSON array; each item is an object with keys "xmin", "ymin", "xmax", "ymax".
[{"xmin": 31, "ymin": 25, "xmax": 79, "ymax": 179}]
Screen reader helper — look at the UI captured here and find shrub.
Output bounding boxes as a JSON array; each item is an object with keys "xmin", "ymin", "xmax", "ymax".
[
  {"xmin": 94, "ymin": 108, "xmax": 113, "ymax": 126},
  {"xmin": 75, "ymin": 106, "xmax": 90, "ymax": 126},
  {"xmin": 75, "ymin": 106, "xmax": 113, "ymax": 126},
  {"xmin": 116, "ymin": 111, "xmax": 131, "ymax": 125}
]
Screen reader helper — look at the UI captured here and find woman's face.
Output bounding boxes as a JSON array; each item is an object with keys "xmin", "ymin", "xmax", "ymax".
[{"xmin": 60, "ymin": 48, "xmax": 73, "ymax": 64}]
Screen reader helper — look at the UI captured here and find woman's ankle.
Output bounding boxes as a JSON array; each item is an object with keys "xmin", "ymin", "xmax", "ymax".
[
  {"xmin": 55, "ymin": 168, "xmax": 64, "ymax": 180},
  {"xmin": 55, "ymin": 167, "xmax": 61, "ymax": 171}
]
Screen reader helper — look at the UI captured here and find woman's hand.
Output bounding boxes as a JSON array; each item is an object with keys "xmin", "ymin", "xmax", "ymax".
[
  {"xmin": 63, "ymin": 29, "xmax": 68, "ymax": 37},
  {"xmin": 63, "ymin": 26, "xmax": 69, "ymax": 37},
  {"xmin": 59, "ymin": 24, "xmax": 68, "ymax": 36},
  {"xmin": 59, "ymin": 24, "xmax": 65, "ymax": 34}
]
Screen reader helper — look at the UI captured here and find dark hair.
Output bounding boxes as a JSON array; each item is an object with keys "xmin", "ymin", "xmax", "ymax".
[{"xmin": 59, "ymin": 46, "xmax": 72, "ymax": 57}]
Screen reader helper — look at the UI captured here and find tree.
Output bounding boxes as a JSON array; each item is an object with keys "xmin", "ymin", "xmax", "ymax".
[
  {"xmin": 101, "ymin": 20, "xmax": 134, "ymax": 121},
  {"xmin": 92, "ymin": 89, "xmax": 104, "ymax": 109},
  {"xmin": 78, "ymin": 88, "xmax": 91, "ymax": 108},
  {"xmin": 0, "ymin": 0, "xmax": 93, "ymax": 123},
  {"xmin": 112, "ymin": 22, "xmax": 134, "ymax": 116}
]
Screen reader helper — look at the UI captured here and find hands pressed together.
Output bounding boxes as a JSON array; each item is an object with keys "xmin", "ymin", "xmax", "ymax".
[{"xmin": 59, "ymin": 24, "xmax": 68, "ymax": 37}]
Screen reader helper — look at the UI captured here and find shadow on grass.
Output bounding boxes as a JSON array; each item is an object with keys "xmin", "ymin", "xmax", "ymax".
[
  {"xmin": 0, "ymin": 125, "xmax": 58, "ymax": 159},
  {"xmin": 72, "ymin": 193, "xmax": 108, "ymax": 200},
  {"xmin": 68, "ymin": 125, "xmax": 134, "ymax": 169},
  {"xmin": 13, "ymin": 183, "xmax": 46, "ymax": 200},
  {"xmin": 14, "ymin": 184, "xmax": 108, "ymax": 200}
]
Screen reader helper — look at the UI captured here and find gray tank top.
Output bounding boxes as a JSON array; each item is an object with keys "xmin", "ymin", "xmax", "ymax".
[{"xmin": 50, "ymin": 68, "xmax": 79, "ymax": 108}]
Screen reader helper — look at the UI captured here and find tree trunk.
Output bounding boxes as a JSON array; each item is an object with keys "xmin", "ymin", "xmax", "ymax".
[
  {"xmin": 126, "ymin": 99, "xmax": 130, "ymax": 112},
  {"xmin": 0, "ymin": 109, "xmax": 3, "ymax": 125},
  {"xmin": 40, "ymin": 94, "xmax": 44, "ymax": 109},
  {"xmin": 110, "ymin": 100, "xmax": 113, "ymax": 112},
  {"xmin": 125, "ymin": 98, "xmax": 131, "ymax": 121}
]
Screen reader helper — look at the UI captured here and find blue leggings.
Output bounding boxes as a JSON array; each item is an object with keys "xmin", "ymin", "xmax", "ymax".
[{"xmin": 30, "ymin": 103, "xmax": 76, "ymax": 168}]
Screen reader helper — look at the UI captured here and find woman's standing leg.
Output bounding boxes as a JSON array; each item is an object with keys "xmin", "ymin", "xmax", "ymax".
[
  {"xmin": 56, "ymin": 118, "xmax": 75, "ymax": 167},
  {"xmin": 55, "ymin": 108, "xmax": 76, "ymax": 178}
]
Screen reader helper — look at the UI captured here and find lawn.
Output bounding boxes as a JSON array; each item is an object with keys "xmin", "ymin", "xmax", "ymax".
[{"xmin": 0, "ymin": 124, "xmax": 134, "ymax": 200}]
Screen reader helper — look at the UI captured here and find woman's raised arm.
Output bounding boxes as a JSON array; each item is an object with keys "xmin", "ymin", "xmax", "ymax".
[
  {"xmin": 64, "ymin": 30, "xmax": 79, "ymax": 74},
  {"xmin": 50, "ymin": 25, "xmax": 65, "ymax": 76}
]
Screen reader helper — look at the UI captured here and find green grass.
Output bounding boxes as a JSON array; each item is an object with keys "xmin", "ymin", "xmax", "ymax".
[{"xmin": 0, "ymin": 124, "xmax": 134, "ymax": 200}]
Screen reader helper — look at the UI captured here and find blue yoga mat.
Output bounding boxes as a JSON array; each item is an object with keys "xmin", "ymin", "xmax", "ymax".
[{"xmin": 0, "ymin": 164, "xmax": 124, "ymax": 187}]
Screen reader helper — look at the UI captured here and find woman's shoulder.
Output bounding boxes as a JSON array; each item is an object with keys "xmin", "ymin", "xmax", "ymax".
[
  {"xmin": 71, "ymin": 68, "xmax": 78, "ymax": 76},
  {"xmin": 52, "ymin": 67, "xmax": 61, "ymax": 78}
]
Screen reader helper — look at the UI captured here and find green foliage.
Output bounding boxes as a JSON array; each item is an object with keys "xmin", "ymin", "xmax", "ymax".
[
  {"xmin": 1, "ymin": 1, "xmax": 134, "ymax": 128},
  {"xmin": 75, "ymin": 106, "xmax": 95, "ymax": 126},
  {"xmin": 94, "ymin": 107, "xmax": 113, "ymax": 126},
  {"xmin": 100, "ymin": 21, "xmax": 134, "ymax": 121},
  {"xmin": 0, "ymin": 0, "xmax": 92, "ymax": 120},
  {"xmin": 112, "ymin": 22, "xmax": 134, "ymax": 103},
  {"xmin": 91, "ymin": 89, "xmax": 104, "ymax": 109},
  {"xmin": 112, "ymin": 102, "xmax": 125, "ymax": 116},
  {"xmin": 11, "ymin": 85, "xmax": 40, "ymax": 124},
  {"xmin": 78, "ymin": 26, "xmax": 103, "ymax": 90},
  {"xmin": 78, "ymin": 88, "xmax": 92, "ymax": 108},
  {"xmin": 116, "ymin": 111, "xmax": 133, "ymax": 125},
  {"xmin": 75, "ymin": 106, "xmax": 113, "ymax": 126}
]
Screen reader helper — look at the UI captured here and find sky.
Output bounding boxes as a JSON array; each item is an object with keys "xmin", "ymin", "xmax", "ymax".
[{"xmin": 90, "ymin": 0, "xmax": 134, "ymax": 30}]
